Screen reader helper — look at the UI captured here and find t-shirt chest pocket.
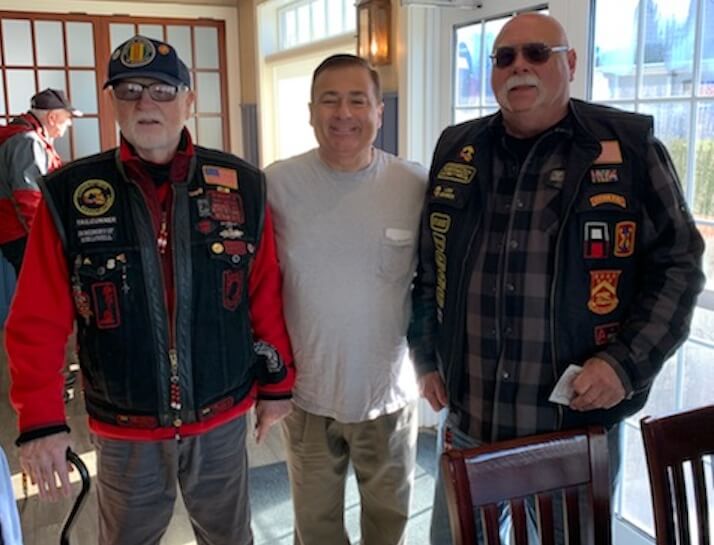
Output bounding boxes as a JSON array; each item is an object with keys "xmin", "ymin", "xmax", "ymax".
[{"xmin": 378, "ymin": 228, "xmax": 416, "ymax": 283}]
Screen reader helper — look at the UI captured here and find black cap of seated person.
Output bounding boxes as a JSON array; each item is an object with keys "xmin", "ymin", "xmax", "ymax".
[{"xmin": 104, "ymin": 35, "xmax": 191, "ymax": 89}]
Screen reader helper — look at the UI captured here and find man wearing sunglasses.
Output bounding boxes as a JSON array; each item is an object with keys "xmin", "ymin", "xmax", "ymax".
[
  {"xmin": 5, "ymin": 35, "xmax": 295, "ymax": 545},
  {"xmin": 412, "ymin": 12, "xmax": 705, "ymax": 543}
]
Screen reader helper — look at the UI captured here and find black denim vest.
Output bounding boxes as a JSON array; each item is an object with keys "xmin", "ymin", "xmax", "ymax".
[{"xmin": 42, "ymin": 146, "xmax": 265, "ymax": 428}]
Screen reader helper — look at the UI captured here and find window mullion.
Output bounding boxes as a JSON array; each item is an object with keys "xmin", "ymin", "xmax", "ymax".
[{"xmin": 634, "ymin": 0, "xmax": 647, "ymax": 111}]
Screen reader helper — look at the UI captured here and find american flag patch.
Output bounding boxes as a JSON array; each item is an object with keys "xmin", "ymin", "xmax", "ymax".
[
  {"xmin": 202, "ymin": 165, "xmax": 238, "ymax": 190},
  {"xmin": 593, "ymin": 140, "xmax": 623, "ymax": 165}
]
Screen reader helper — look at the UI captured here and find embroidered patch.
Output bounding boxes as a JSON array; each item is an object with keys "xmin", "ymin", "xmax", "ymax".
[
  {"xmin": 196, "ymin": 219, "xmax": 217, "ymax": 235},
  {"xmin": 429, "ymin": 212, "xmax": 452, "ymax": 234},
  {"xmin": 73, "ymin": 289, "xmax": 93, "ymax": 323},
  {"xmin": 73, "ymin": 179, "xmax": 115, "ymax": 217},
  {"xmin": 548, "ymin": 169, "xmax": 566, "ymax": 188},
  {"xmin": 224, "ymin": 240, "xmax": 247, "ymax": 264},
  {"xmin": 116, "ymin": 414, "xmax": 158, "ymax": 428},
  {"xmin": 208, "ymin": 190, "xmax": 244, "ymax": 223},
  {"xmin": 433, "ymin": 185, "xmax": 456, "ymax": 201},
  {"xmin": 589, "ymin": 193, "xmax": 627, "ymax": 208},
  {"xmin": 203, "ymin": 165, "xmax": 238, "ymax": 190},
  {"xmin": 196, "ymin": 198, "xmax": 211, "ymax": 218},
  {"xmin": 223, "ymin": 269, "xmax": 244, "ymax": 311},
  {"xmin": 219, "ymin": 225, "xmax": 244, "ymax": 239},
  {"xmin": 614, "ymin": 221, "xmax": 636, "ymax": 257},
  {"xmin": 224, "ymin": 240, "xmax": 248, "ymax": 256},
  {"xmin": 594, "ymin": 322, "xmax": 620, "ymax": 346},
  {"xmin": 587, "ymin": 270, "xmax": 622, "ymax": 315},
  {"xmin": 120, "ymin": 36, "xmax": 156, "ymax": 68},
  {"xmin": 436, "ymin": 162, "xmax": 476, "ymax": 184},
  {"xmin": 199, "ymin": 397, "xmax": 235, "ymax": 419},
  {"xmin": 594, "ymin": 140, "xmax": 623, "ymax": 165},
  {"xmin": 92, "ymin": 282, "xmax": 121, "ymax": 329},
  {"xmin": 584, "ymin": 221, "xmax": 609, "ymax": 259},
  {"xmin": 590, "ymin": 168, "xmax": 619, "ymax": 184},
  {"xmin": 459, "ymin": 145, "xmax": 475, "ymax": 162}
]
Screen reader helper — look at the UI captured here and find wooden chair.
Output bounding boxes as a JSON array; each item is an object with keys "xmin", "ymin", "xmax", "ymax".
[
  {"xmin": 641, "ymin": 405, "xmax": 714, "ymax": 545},
  {"xmin": 440, "ymin": 426, "xmax": 611, "ymax": 545}
]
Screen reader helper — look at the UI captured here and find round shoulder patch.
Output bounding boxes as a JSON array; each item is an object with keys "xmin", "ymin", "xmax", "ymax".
[
  {"xmin": 120, "ymin": 36, "xmax": 156, "ymax": 68},
  {"xmin": 73, "ymin": 179, "xmax": 115, "ymax": 217}
]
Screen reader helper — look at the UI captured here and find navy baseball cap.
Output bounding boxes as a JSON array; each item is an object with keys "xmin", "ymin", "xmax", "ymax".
[
  {"xmin": 31, "ymin": 88, "xmax": 83, "ymax": 116},
  {"xmin": 104, "ymin": 35, "xmax": 191, "ymax": 89}
]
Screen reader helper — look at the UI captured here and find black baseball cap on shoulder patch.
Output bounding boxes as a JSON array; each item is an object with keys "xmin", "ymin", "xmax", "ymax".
[{"xmin": 104, "ymin": 35, "xmax": 191, "ymax": 89}]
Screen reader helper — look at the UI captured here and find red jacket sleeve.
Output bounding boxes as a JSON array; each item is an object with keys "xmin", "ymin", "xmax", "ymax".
[
  {"xmin": 5, "ymin": 201, "xmax": 75, "ymax": 435},
  {"xmin": 13, "ymin": 188, "xmax": 42, "ymax": 231},
  {"xmin": 248, "ymin": 205, "xmax": 295, "ymax": 398}
]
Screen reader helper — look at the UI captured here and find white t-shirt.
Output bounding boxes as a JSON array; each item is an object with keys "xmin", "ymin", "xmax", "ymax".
[{"xmin": 266, "ymin": 148, "xmax": 427, "ymax": 422}]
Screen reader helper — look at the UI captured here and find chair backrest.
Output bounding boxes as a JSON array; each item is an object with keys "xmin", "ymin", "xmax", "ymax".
[
  {"xmin": 440, "ymin": 426, "xmax": 611, "ymax": 545},
  {"xmin": 641, "ymin": 404, "xmax": 714, "ymax": 545}
]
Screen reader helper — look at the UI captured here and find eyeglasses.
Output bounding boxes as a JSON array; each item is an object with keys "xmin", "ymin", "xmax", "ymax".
[
  {"xmin": 490, "ymin": 43, "xmax": 569, "ymax": 69},
  {"xmin": 112, "ymin": 81, "xmax": 186, "ymax": 102}
]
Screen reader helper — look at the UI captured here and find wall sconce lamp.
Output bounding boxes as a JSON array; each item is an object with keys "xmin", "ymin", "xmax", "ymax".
[{"xmin": 357, "ymin": 0, "xmax": 391, "ymax": 66}]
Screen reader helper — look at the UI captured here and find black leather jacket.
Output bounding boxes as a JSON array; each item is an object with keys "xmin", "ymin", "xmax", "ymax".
[{"xmin": 410, "ymin": 99, "xmax": 705, "ymax": 429}]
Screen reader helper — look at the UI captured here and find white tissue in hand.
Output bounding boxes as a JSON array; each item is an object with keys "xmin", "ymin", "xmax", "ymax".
[{"xmin": 548, "ymin": 364, "xmax": 583, "ymax": 405}]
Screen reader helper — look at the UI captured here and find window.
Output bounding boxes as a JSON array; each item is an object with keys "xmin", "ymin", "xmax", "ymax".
[
  {"xmin": 0, "ymin": 12, "xmax": 229, "ymax": 160},
  {"xmin": 0, "ymin": 14, "xmax": 100, "ymax": 161},
  {"xmin": 257, "ymin": 0, "xmax": 356, "ymax": 166},
  {"xmin": 278, "ymin": 0, "xmax": 356, "ymax": 51},
  {"xmin": 591, "ymin": 0, "xmax": 714, "ymax": 541}
]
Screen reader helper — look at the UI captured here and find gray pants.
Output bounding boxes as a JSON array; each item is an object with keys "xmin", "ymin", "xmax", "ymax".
[
  {"xmin": 282, "ymin": 403, "xmax": 418, "ymax": 545},
  {"xmin": 94, "ymin": 416, "xmax": 253, "ymax": 545}
]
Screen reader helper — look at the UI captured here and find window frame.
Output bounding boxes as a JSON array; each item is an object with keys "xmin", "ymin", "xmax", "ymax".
[{"xmin": 0, "ymin": 11, "xmax": 230, "ymax": 158}]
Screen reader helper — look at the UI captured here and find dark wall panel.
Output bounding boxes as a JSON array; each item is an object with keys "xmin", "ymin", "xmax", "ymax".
[
  {"xmin": 375, "ymin": 92, "xmax": 398, "ymax": 155},
  {"xmin": 240, "ymin": 103, "xmax": 260, "ymax": 167}
]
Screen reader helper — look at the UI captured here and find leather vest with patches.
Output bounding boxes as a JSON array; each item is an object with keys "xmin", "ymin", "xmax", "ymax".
[
  {"xmin": 41, "ymin": 146, "xmax": 265, "ymax": 428},
  {"xmin": 426, "ymin": 99, "xmax": 652, "ymax": 428}
]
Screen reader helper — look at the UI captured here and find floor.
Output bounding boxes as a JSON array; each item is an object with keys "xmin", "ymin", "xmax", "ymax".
[{"xmin": 0, "ymin": 330, "xmax": 438, "ymax": 545}]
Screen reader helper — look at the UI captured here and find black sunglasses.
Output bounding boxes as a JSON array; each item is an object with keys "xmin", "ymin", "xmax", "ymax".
[
  {"xmin": 490, "ymin": 43, "xmax": 569, "ymax": 69},
  {"xmin": 112, "ymin": 81, "xmax": 186, "ymax": 102}
]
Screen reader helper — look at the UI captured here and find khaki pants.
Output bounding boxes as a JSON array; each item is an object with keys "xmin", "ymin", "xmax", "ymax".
[{"xmin": 282, "ymin": 403, "xmax": 418, "ymax": 545}]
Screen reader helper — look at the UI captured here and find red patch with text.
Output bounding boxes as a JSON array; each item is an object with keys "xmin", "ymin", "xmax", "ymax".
[
  {"xmin": 208, "ymin": 190, "xmax": 244, "ymax": 223},
  {"xmin": 92, "ymin": 282, "xmax": 121, "ymax": 329}
]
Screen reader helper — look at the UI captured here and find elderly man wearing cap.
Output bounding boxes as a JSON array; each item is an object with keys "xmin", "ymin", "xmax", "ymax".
[
  {"xmin": 5, "ymin": 35, "xmax": 294, "ymax": 545},
  {"xmin": 0, "ymin": 88, "xmax": 81, "ymax": 275}
]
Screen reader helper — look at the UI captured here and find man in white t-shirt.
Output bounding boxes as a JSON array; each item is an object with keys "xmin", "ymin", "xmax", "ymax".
[{"xmin": 266, "ymin": 54, "xmax": 427, "ymax": 545}]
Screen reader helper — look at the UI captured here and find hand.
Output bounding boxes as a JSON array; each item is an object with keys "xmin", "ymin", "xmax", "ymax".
[
  {"xmin": 254, "ymin": 399, "xmax": 293, "ymax": 444},
  {"xmin": 19, "ymin": 432, "xmax": 73, "ymax": 502},
  {"xmin": 570, "ymin": 357, "xmax": 626, "ymax": 411},
  {"xmin": 418, "ymin": 371, "xmax": 448, "ymax": 412}
]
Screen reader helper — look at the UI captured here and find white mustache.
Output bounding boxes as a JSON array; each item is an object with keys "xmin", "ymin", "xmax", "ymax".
[{"xmin": 505, "ymin": 74, "xmax": 541, "ymax": 91}]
